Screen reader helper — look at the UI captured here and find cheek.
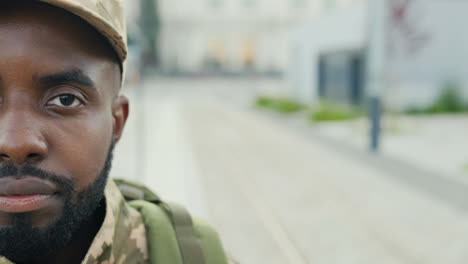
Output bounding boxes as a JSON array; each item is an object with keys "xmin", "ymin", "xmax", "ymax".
[{"xmin": 46, "ymin": 111, "xmax": 113, "ymax": 191}]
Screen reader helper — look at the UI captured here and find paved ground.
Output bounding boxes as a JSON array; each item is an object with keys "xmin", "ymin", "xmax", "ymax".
[
  {"xmin": 312, "ymin": 114, "xmax": 468, "ymax": 183},
  {"xmin": 112, "ymin": 77, "xmax": 468, "ymax": 264}
]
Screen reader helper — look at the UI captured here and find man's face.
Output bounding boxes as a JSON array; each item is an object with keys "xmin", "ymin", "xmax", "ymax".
[{"xmin": 0, "ymin": 1, "xmax": 128, "ymax": 260}]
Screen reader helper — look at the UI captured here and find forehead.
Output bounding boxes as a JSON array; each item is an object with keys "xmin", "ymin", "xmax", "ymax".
[{"xmin": 0, "ymin": 1, "xmax": 119, "ymax": 81}]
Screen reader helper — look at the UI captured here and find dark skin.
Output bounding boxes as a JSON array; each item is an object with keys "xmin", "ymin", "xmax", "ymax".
[{"xmin": 0, "ymin": 2, "xmax": 129, "ymax": 264}]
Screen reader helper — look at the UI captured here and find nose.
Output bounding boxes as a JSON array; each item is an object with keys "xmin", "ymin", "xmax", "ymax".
[{"xmin": 0, "ymin": 111, "xmax": 48, "ymax": 164}]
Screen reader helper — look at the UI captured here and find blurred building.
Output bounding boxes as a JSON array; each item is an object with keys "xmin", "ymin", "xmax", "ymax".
[
  {"xmin": 289, "ymin": 0, "xmax": 468, "ymax": 110},
  {"xmin": 157, "ymin": 0, "xmax": 329, "ymax": 75}
]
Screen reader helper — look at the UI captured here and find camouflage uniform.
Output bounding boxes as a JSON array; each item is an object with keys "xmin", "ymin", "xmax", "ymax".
[
  {"xmin": 81, "ymin": 179, "xmax": 149, "ymax": 264},
  {"xmin": 0, "ymin": 180, "xmax": 149, "ymax": 264}
]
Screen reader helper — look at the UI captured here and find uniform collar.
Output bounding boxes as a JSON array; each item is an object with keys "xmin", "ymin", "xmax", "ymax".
[{"xmin": 82, "ymin": 178, "xmax": 149, "ymax": 264}]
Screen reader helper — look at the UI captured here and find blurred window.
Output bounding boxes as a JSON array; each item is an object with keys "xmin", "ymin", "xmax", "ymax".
[
  {"xmin": 209, "ymin": 39, "xmax": 227, "ymax": 65},
  {"xmin": 242, "ymin": 38, "xmax": 255, "ymax": 67}
]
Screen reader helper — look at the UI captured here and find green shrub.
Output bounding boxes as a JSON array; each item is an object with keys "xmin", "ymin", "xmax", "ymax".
[
  {"xmin": 254, "ymin": 96, "xmax": 306, "ymax": 113},
  {"xmin": 405, "ymin": 106, "xmax": 427, "ymax": 115},
  {"xmin": 463, "ymin": 163, "xmax": 468, "ymax": 174},
  {"xmin": 255, "ymin": 97, "xmax": 274, "ymax": 108},
  {"xmin": 308, "ymin": 102, "xmax": 363, "ymax": 122},
  {"xmin": 429, "ymin": 82, "xmax": 464, "ymax": 113},
  {"xmin": 273, "ymin": 98, "xmax": 306, "ymax": 113},
  {"xmin": 405, "ymin": 81, "xmax": 466, "ymax": 115}
]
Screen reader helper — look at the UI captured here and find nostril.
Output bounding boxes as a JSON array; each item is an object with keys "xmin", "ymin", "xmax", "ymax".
[{"xmin": 27, "ymin": 153, "xmax": 41, "ymax": 161}]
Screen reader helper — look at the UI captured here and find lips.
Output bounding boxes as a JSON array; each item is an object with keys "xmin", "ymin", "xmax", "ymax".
[
  {"xmin": 0, "ymin": 177, "xmax": 58, "ymax": 196},
  {"xmin": 0, "ymin": 177, "xmax": 59, "ymax": 213}
]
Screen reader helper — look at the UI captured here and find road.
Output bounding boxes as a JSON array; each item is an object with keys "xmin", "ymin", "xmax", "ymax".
[{"xmin": 112, "ymin": 77, "xmax": 468, "ymax": 264}]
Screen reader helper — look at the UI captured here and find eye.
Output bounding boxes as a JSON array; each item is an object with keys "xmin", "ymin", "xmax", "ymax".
[{"xmin": 47, "ymin": 94, "xmax": 83, "ymax": 108}]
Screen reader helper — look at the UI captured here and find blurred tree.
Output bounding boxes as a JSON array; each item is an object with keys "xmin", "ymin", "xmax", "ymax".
[
  {"xmin": 429, "ymin": 81, "xmax": 465, "ymax": 113},
  {"xmin": 139, "ymin": 0, "xmax": 160, "ymax": 68},
  {"xmin": 389, "ymin": 0, "xmax": 431, "ymax": 54}
]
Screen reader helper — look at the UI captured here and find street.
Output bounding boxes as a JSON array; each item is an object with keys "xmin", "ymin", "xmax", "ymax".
[{"xmin": 112, "ymin": 77, "xmax": 468, "ymax": 264}]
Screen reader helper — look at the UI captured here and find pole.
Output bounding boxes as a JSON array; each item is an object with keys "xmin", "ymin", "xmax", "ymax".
[
  {"xmin": 369, "ymin": 97, "xmax": 381, "ymax": 152},
  {"xmin": 367, "ymin": 0, "xmax": 388, "ymax": 152},
  {"xmin": 140, "ymin": 0, "xmax": 160, "ymax": 68}
]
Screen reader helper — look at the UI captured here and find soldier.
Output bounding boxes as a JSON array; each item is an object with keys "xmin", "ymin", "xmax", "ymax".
[{"xmin": 0, "ymin": 1, "xmax": 230, "ymax": 263}]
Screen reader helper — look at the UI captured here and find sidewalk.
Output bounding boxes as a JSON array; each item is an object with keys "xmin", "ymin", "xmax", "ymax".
[
  {"xmin": 311, "ymin": 114, "xmax": 468, "ymax": 182},
  {"xmin": 113, "ymin": 78, "xmax": 468, "ymax": 264},
  {"xmin": 184, "ymin": 100, "xmax": 468, "ymax": 264}
]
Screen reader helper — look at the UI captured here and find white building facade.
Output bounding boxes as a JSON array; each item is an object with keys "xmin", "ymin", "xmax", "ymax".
[
  {"xmin": 157, "ymin": 0, "xmax": 325, "ymax": 74},
  {"xmin": 289, "ymin": 0, "xmax": 468, "ymax": 110}
]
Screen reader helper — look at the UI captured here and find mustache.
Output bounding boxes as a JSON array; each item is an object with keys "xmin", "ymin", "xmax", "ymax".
[{"xmin": 0, "ymin": 163, "xmax": 75, "ymax": 194}]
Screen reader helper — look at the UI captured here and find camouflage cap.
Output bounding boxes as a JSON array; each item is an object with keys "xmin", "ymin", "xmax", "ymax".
[{"xmin": 38, "ymin": 0, "xmax": 127, "ymax": 64}]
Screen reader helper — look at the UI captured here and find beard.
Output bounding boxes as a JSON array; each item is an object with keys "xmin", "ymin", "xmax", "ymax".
[{"xmin": 0, "ymin": 141, "xmax": 115, "ymax": 262}]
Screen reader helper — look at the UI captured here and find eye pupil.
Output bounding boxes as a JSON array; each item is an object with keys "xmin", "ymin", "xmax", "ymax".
[{"xmin": 59, "ymin": 95, "xmax": 75, "ymax": 106}]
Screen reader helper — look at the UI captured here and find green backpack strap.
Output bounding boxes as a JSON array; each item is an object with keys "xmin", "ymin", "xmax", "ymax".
[
  {"xmin": 129, "ymin": 200, "xmax": 184, "ymax": 264},
  {"xmin": 114, "ymin": 178, "xmax": 161, "ymax": 203},
  {"xmin": 163, "ymin": 202, "xmax": 207, "ymax": 264},
  {"xmin": 115, "ymin": 179, "xmax": 221, "ymax": 264}
]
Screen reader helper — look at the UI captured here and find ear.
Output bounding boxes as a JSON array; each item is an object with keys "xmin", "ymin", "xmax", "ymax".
[{"xmin": 112, "ymin": 95, "xmax": 129, "ymax": 142}]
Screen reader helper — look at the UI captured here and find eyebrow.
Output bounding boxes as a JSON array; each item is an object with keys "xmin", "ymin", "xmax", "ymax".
[{"xmin": 37, "ymin": 69, "xmax": 95, "ymax": 88}]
